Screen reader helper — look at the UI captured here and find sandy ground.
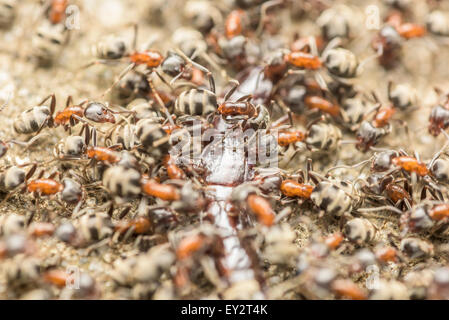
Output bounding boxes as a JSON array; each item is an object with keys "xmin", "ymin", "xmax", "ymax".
[{"xmin": 1, "ymin": 0, "xmax": 449, "ymax": 300}]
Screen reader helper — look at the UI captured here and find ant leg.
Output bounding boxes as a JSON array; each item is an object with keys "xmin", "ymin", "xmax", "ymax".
[
  {"xmin": 153, "ymin": 70, "xmax": 173, "ymax": 91},
  {"xmin": 224, "ymin": 80, "xmax": 240, "ymax": 102},
  {"xmin": 37, "ymin": 93, "xmax": 55, "ymax": 107},
  {"xmin": 236, "ymin": 94, "xmax": 253, "ymax": 102},
  {"xmin": 357, "ymin": 206, "xmax": 403, "ymax": 215},
  {"xmin": 132, "ymin": 23, "xmax": 138, "ymax": 52},
  {"xmin": 169, "ymin": 71, "xmax": 185, "ymax": 86},
  {"xmin": 101, "ymin": 63, "xmax": 136, "ymax": 98},
  {"xmin": 0, "ymin": 90, "xmax": 12, "ymax": 112},
  {"xmin": 9, "ymin": 133, "xmax": 50, "ymax": 153},
  {"xmin": 321, "ymin": 37, "xmax": 342, "ymax": 59},
  {"xmin": 326, "ymin": 159, "xmax": 372, "ymax": 175},
  {"xmin": 256, "ymin": 0, "xmax": 283, "ymax": 36},
  {"xmin": 147, "ymin": 77, "xmax": 175, "ymax": 126},
  {"xmin": 306, "ymin": 158, "xmax": 313, "ymax": 183},
  {"xmin": 66, "ymin": 95, "xmax": 73, "ymax": 107},
  {"xmin": 175, "ymin": 49, "xmax": 216, "ymax": 93}
]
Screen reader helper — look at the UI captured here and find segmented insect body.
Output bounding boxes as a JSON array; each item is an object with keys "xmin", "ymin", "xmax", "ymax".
[
  {"xmin": 86, "ymin": 146, "xmax": 120, "ymax": 163},
  {"xmin": 135, "ymin": 119, "xmax": 170, "ymax": 157},
  {"xmin": 0, "ymin": 166, "xmax": 25, "ymax": 191},
  {"xmin": 110, "ymin": 123, "xmax": 137, "ymax": 150},
  {"xmin": 317, "ymin": 5, "xmax": 352, "ymax": 40},
  {"xmin": 280, "ymin": 180, "xmax": 313, "ymax": 199},
  {"xmin": 174, "ymin": 89, "xmax": 217, "ymax": 116},
  {"xmin": 429, "ymin": 104, "xmax": 449, "ymax": 136},
  {"xmin": 83, "ymin": 102, "xmax": 116, "ymax": 123},
  {"xmin": 356, "ymin": 121, "xmax": 388, "ymax": 152},
  {"xmin": 372, "ymin": 25, "xmax": 402, "ymax": 69},
  {"xmin": 304, "ymin": 96, "xmax": 340, "ymax": 116},
  {"xmin": 400, "ymin": 237, "xmax": 434, "ymax": 259},
  {"xmin": 344, "ymin": 218, "xmax": 376, "ymax": 244},
  {"xmin": 0, "ymin": 214, "xmax": 25, "ymax": 235},
  {"xmin": 392, "ymin": 156, "xmax": 428, "ymax": 176},
  {"xmin": 305, "ymin": 123, "xmax": 342, "ymax": 151},
  {"xmin": 427, "ymin": 11, "xmax": 449, "ymax": 37},
  {"xmin": 323, "ymin": 48, "xmax": 359, "ymax": 78},
  {"xmin": 56, "ymin": 135, "xmax": 86, "ymax": 158},
  {"xmin": 4, "ymin": 256, "xmax": 41, "ymax": 288},
  {"xmin": 54, "ymin": 105, "xmax": 84, "ymax": 126},
  {"xmin": 430, "ymin": 157, "xmax": 449, "ymax": 183},
  {"xmin": 60, "ymin": 178, "xmax": 82, "ymax": 204},
  {"xmin": 94, "ymin": 36, "xmax": 127, "ymax": 60},
  {"xmin": 389, "ymin": 83, "xmax": 416, "ymax": 110},
  {"xmin": 311, "ymin": 180, "xmax": 353, "ymax": 216},
  {"xmin": 77, "ymin": 212, "xmax": 114, "ymax": 244},
  {"xmin": 48, "ymin": 0, "xmax": 69, "ymax": 25},
  {"xmin": 127, "ymin": 99, "xmax": 159, "ymax": 121},
  {"xmin": 341, "ymin": 96, "xmax": 367, "ymax": 127},
  {"xmin": 0, "ymin": 0, "xmax": 17, "ymax": 28},
  {"xmin": 27, "ymin": 179, "xmax": 63, "ymax": 195},
  {"xmin": 285, "ymin": 51, "xmax": 322, "ymax": 70},
  {"xmin": 103, "ymin": 165, "xmax": 141, "ymax": 199},
  {"xmin": 13, "ymin": 106, "xmax": 51, "ymax": 134},
  {"xmin": 32, "ymin": 21, "xmax": 67, "ymax": 65}
]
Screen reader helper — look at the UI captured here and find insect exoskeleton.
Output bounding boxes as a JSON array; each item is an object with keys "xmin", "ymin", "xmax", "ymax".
[
  {"xmin": 60, "ymin": 178, "xmax": 82, "ymax": 204},
  {"xmin": 344, "ymin": 218, "xmax": 376, "ymax": 245},
  {"xmin": 427, "ymin": 10, "xmax": 449, "ymax": 37},
  {"xmin": 305, "ymin": 123, "xmax": 342, "ymax": 151},
  {"xmin": 383, "ymin": 0, "xmax": 411, "ymax": 8},
  {"xmin": 13, "ymin": 106, "xmax": 51, "ymax": 134},
  {"xmin": 388, "ymin": 83, "xmax": 416, "ymax": 110},
  {"xmin": 369, "ymin": 280, "xmax": 409, "ymax": 300},
  {"xmin": 430, "ymin": 156, "xmax": 449, "ymax": 183},
  {"xmin": 76, "ymin": 212, "xmax": 114, "ymax": 244},
  {"xmin": 109, "ymin": 122, "xmax": 137, "ymax": 150},
  {"xmin": 84, "ymin": 102, "xmax": 115, "ymax": 123},
  {"xmin": 285, "ymin": 85, "xmax": 307, "ymax": 114},
  {"xmin": 400, "ymin": 237, "xmax": 434, "ymax": 260},
  {"xmin": 400, "ymin": 202, "xmax": 434, "ymax": 233},
  {"xmin": 172, "ymin": 27, "xmax": 207, "ymax": 57},
  {"xmin": 174, "ymin": 88, "xmax": 217, "ymax": 116},
  {"xmin": 356, "ymin": 120, "xmax": 389, "ymax": 152},
  {"xmin": 183, "ymin": 0, "xmax": 222, "ymax": 34},
  {"xmin": 261, "ymin": 223, "xmax": 298, "ymax": 265},
  {"xmin": 116, "ymin": 71, "xmax": 151, "ymax": 102},
  {"xmin": 94, "ymin": 35, "xmax": 127, "ymax": 60},
  {"xmin": 317, "ymin": 5, "xmax": 352, "ymax": 40},
  {"xmin": 110, "ymin": 244, "xmax": 175, "ymax": 287},
  {"xmin": 135, "ymin": 119, "xmax": 170, "ymax": 157},
  {"xmin": 0, "ymin": 166, "xmax": 25, "ymax": 191},
  {"xmin": 102, "ymin": 165, "xmax": 141, "ymax": 200},
  {"xmin": 248, "ymin": 104, "xmax": 270, "ymax": 130},
  {"xmin": 310, "ymin": 180, "xmax": 353, "ymax": 216},
  {"xmin": 127, "ymin": 99, "xmax": 159, "ymax": 121},
  {"xmin": 429, "ymin": 267, "xmax": 449, "ymax": 299},
  {"xmin": 0, "ymin": 0, "xmax": 17, "ymax": 28},
  {"xmin": 323, "ymin": 48, "xmax": 359, "ymax": 78},
  {"xmin": 404, "ymin": 269, "xmax": 434, "ymax": 300},
  {"xmin": 32, "ymin": 20, "xmax": 67, "ymax": 65},
  {"xmin": 56, "ymin": 135, "xmax": 86, "ymax": 158},
  {"xmin": 3, "ymin": 256, "xmax": 41, "ymax": 288},
  {"xmin": 341, "ymin": 96, "xmax": 368, "ymax": 127},
  {"xmin": 0, "ymin": 213, "xmax": 25, "ymax": 235},
  {"xmin": 172, "ymin": 182, "xmax": 205, "ymax": 213}
]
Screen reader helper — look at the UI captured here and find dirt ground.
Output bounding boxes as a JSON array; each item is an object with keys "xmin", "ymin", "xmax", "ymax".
[{"xmin": 1, "ymin": 0, "xmax": 449, "ymax": 300}]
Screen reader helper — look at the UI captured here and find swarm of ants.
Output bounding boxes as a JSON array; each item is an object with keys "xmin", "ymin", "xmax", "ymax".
[{"xmin": 2, "ymin": 0, "xmax": 449, "ymax": 300}]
